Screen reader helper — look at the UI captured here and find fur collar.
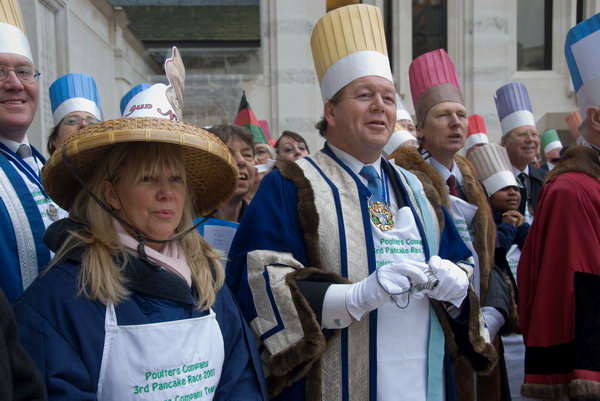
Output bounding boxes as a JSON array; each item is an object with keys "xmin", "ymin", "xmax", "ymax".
[
  {"xmin": 390, "ymin": 147, "xmax": 450, "ymax": 209},
  {"xmin": 547, "ymin": 145, "xmax": 600, "ymax": 183},
  {"xmin": 454, "ymin": 156, "xmax": 496, "ymax": 298}
]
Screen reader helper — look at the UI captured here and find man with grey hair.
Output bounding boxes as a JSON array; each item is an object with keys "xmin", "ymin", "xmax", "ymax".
[
  {"xmin": 494, "ymin": 82, "xmax": 547, "ymax": 223},
  {"xmin": 0, "ymin": 0, "xmax": 66, "ymax": 301}
]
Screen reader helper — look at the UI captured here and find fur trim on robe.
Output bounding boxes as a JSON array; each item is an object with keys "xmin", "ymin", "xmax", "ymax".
[
  {"xmin": 390, "ymin": 148, "xmax": 515, "ymax": 401},
  {"xmin": 270, "ymin": 157, "xmax": 498, "ymax": 398}
]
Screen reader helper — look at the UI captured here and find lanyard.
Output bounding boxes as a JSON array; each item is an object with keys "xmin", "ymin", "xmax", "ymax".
[
  {"xmin": 0, "ymin": 143, "xmax": 48, "ymax": 199},
  {"xmin": 380, "ymin": 164, "xmax": 391, "ymax": 205}
]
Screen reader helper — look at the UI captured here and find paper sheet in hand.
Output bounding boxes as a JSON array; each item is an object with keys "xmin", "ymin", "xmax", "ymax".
[{"xmin": 196, "ymin": 218, "xmax": 239, "ymax": 261}]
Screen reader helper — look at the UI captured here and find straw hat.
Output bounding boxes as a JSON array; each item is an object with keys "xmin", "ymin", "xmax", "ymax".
[{"xmin": 43, "ymin": 117, "xmax": 238, "ymax": 217}]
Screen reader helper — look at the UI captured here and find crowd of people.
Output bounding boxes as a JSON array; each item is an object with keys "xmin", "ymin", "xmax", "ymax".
[{"xmin": 1, "ymin": 1, "xmax": 600, "ymax": 400}]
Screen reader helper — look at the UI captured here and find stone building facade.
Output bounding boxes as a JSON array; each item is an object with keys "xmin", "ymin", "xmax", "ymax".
[
  {"xmin": 20, "ymin": 0, "xmax": 157, "ymax": 155},
  {"xmin": 20, "ymin": 0, "xmax": 600, "ymax": 154}
]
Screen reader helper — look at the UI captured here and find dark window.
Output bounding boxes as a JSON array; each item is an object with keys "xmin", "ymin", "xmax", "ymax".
[
  {"xmin": 384, "ymin": 0, "xmax": 393, "ymax": 73},
  {"xmin": 577, "ymin": 0, "xmax": 586, "ymax": 23},
  {"xmin": 412, "ymin": 0, "xmax": 447, "ymax": 59},
  {"xmin": 517, "ymin": 0, "xmax": 553, "ymax": 71}
]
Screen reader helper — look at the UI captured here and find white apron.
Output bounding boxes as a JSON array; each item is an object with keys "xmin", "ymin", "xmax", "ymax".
[
  {"xmin": 374, "ymin": 206, "xmax": 432, "ymax": 401},
  {"xmin": 448, "ymin": 196, "xmax": 479, "ymax": 294},
  {"xmin": 97, "ymin": 302, "xmax": 225, "ymax": 401}
]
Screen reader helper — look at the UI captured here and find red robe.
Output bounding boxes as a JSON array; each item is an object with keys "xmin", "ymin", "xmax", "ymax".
[{"xmin": 518, "ymin": 146, "xmax": 600, "ymax": 399}]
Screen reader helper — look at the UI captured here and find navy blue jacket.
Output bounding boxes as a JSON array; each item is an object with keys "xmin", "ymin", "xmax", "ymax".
[
  {"xmin": 13, "ymin": 219, "xmax": 268, "ymax": 401},
  {"xmin": 492, "ymin": 209, "xmax": 530, "ymax": 251}
]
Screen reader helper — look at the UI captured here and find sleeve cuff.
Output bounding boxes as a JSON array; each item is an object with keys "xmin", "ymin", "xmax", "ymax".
[
  {"xmin": 321, "ymin": 284, "xmax": 353, "ymax": 329},
  {"xmin": 481, "ymin": 306, "xmax": 505, "ymax": 339}
]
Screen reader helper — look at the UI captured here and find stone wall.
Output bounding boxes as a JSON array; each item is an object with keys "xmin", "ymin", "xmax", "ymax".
[
  {"xmin": 20, "ymin": 0, "xmax": 157, "ymax": 155},
  {"xmin": 20, "ymin": 0, "xmax": 600, "ymax": 155}
]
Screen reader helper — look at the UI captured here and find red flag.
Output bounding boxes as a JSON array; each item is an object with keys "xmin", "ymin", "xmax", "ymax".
[{"xmin": 234, "ymin": 91, "xmax": 267, "ymax": 144}]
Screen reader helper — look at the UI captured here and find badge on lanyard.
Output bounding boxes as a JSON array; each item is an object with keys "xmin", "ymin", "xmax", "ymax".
[
  {"xmin": 47, "ymin": 204, "xmax": 59, "ymax": 222},
  {"xmin": 367, "ymin": 166, "xmax": 395, "ymax": 231},
  {"xmin": 369, "ymin": 200, "xmax": 394, "ymax": 231}
]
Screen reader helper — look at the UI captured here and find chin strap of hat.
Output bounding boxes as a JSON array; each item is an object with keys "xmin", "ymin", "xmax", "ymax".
[{"xmin": 61, "ymin": 146, "xmax": 214, "ymax": 264}]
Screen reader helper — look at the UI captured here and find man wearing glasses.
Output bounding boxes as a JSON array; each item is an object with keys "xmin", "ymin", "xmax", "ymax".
[
  {"xmin": 495, "ymin": 82, "xmax": 547, "ymax": 224},
  {"xmin": 0, "ymin": 4, "xmax": 67, "ymax": 301}
]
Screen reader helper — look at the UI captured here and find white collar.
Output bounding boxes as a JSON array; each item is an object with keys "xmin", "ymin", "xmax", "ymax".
[
  {"xmin": 0, "ymin": 136, "xmax": 30, "ymax": 154},
  {"xmin": 328, "ymin": 142, "xmax": 383, "ymax": 178},
  {"xmin": 512, "ymin": 164, "xmax": 530, "ymax": 177},
  {"xmin": 429, "ymin": 157, "xmax": 463, "ymax": 185}
]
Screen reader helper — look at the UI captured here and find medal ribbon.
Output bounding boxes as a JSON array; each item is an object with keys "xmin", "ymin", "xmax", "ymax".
[
  {"xmin": 0, "ymin": 143, "xmax": 49, "ymax": 199},
  {"xmin": 367, "ymin": 163, "xmax": 394, "ymax": 231}
]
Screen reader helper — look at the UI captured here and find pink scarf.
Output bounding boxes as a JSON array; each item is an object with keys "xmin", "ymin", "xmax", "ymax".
[{"xmin": 113, "ymin": 219, "xmax": 192, "ymax": 287}]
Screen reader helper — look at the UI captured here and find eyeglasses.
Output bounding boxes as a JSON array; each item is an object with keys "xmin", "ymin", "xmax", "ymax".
[
  {"xmin": 0, "ymin": 65, "xmax": 41, "ymax": 83},
  {"xmin": 62, "ymin": 115, "xmax": 100, "ymax": 126}
]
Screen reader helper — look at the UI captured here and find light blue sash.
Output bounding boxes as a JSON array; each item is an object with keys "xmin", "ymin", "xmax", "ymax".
[{"xmin": 397, "ymin": 167, "xmax": 445, "ymax": 401}]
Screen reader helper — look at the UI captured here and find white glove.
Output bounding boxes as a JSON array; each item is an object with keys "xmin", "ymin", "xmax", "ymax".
[
  {"xmin": 481, "ymin": 306, "xmax": 505, "ymax": 340},
  {"xmin": 346, "ymin": 262, "xmax": 428, "ymax": 321},
  {"xmin": 422, "ymin": 255, "xmax": 468, "ymax": 307}
]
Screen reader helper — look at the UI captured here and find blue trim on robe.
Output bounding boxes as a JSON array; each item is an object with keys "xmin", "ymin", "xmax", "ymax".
[
  {"xmin": 304, "ymin": 156, "xmax": 348, "ymax": 278},
  {"xmin": 0, "ymin": 199, "xmax": 20, "ymax": 302},
  {"xmin": 0, "ymin": 149, "xmax": 50, "ymax": 302},
  {"xmin": 226, "ymin": 148, "xmax": 473, "ymax": 401},
  {"xmin": 304, "ymin": 154, "xmax": 351, "ymax": 401},
  {"xmin": 386, "ymin": 161, "xmax": 450, "ymax": 401},
  {"xmin": 259, "ymin": 268, "xmax": 286, "ymax": 342},
  {"xmin": 320, "ymin": 147, "xmax": 378, "ymax": 401},
  {"xmin": 438, "ymin": 207, "xmax": 472, "ymax": 264}
]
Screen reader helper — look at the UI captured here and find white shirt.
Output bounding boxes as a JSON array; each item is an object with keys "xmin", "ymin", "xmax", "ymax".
[
  {"xmin": 0, "ymin": 135, "xmax": 67, "ymax": 228},
  {"xmin": 0, "ymin": 136, "xmax": 41, "ymax": 175},
  {"xmin": 429, "ymin": 157, "xmax": 464, "ymax": 188}
]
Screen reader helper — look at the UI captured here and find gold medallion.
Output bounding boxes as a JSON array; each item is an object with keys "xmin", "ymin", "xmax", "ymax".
[{"xmin": 369, "ymin": 201, "xmax": 394, "ymax": 231}]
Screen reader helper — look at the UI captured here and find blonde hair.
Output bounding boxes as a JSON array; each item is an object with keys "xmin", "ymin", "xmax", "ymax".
[{"xmin": 49, "ymin": 142, "xmax": 224, "ymax": 310}]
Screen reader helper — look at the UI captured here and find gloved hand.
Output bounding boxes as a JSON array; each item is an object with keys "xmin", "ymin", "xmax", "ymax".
[
  {"xmin": 421, "ymin": 255, "xmax": 469, "ymax": 307},
  {"xmin": 346, "ymin": 262, "xmax": 428, "ymax": 320}
]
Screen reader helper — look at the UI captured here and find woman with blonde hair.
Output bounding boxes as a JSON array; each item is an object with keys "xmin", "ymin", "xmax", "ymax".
[{"xmin": 13, "ymin": 117, "xmax": 267, "ymax": 401}]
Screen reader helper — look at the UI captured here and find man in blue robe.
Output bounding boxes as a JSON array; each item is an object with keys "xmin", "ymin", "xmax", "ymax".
[
  {"xmin": 0, "ymin": 4, "xmax": 66, "ymax": 301},
  {"xmin": 227, "ymin": 4, "xmax": 497, "ymax": 401}
]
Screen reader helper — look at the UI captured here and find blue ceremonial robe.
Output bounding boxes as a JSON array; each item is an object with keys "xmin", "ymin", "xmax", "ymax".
[
  {"xmin": 227, "ymin": 145, "xmax": 477, "ymax": 401},
  {"xmin": 0, "ymin": 145, "xmax": 51, "ymax": 302}
]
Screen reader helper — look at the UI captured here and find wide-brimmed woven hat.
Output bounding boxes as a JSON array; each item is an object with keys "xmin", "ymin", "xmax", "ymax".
[{"xmin": 43, "ymin": 117, "xmax": 238, "ymax": 216}]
